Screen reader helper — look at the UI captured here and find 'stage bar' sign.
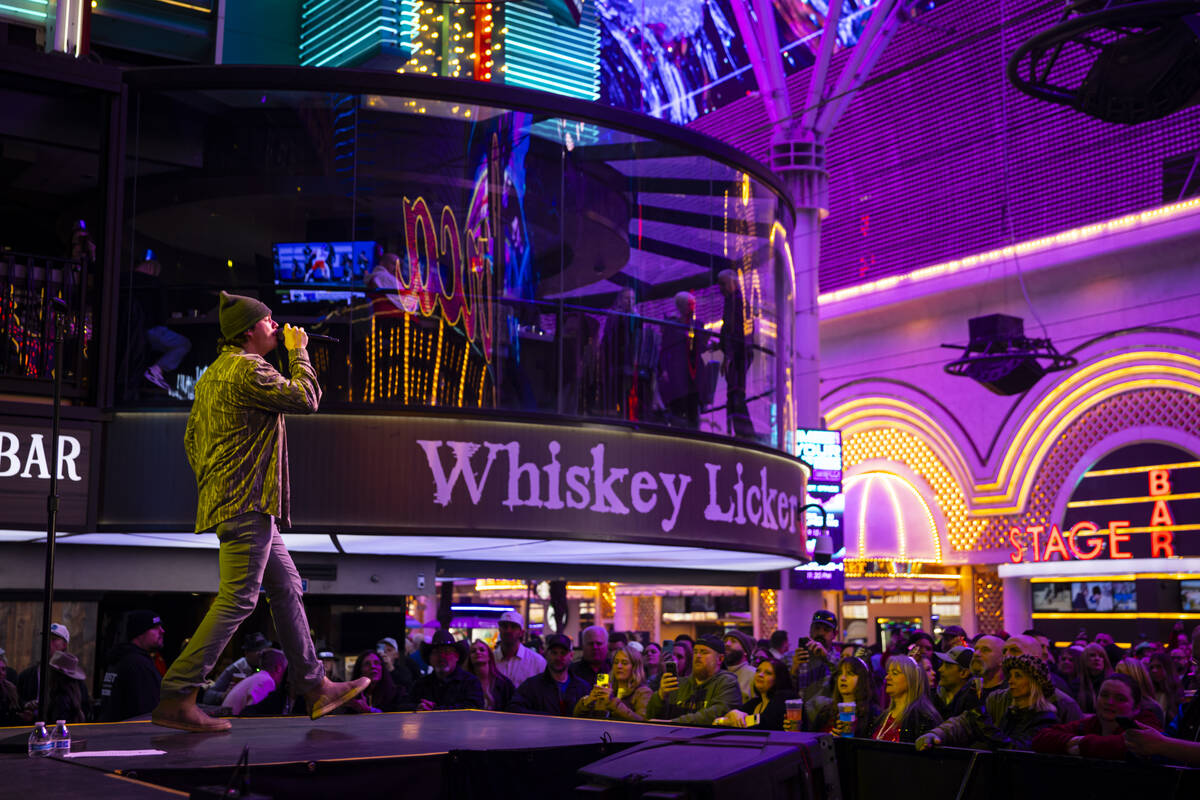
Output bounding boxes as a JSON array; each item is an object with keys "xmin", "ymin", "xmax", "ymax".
[{"xmin": 1009, "ymin": 443, "xmax": 1200, "ymax": 564}]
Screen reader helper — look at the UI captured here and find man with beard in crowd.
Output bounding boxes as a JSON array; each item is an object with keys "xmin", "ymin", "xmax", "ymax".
[
  {"xmin": 647, "ymin": 635, "xmax": 742, "ymax": 726},
  {"xmin": 723, "ymin": 629, "xmax": 758, "ymax": 702},
  {"xmin": 412, "ymin": 631, "xmax": 484, "ymax": 711}
]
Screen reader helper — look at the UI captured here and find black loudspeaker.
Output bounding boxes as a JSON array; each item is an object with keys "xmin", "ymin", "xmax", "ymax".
[
  {"xmin": 576, "ymin": 730, "xmax": 831, "ymax": 800},
  {"xmin": 951, "ymin": 314, "xmax": 1049, "ymax": 396},
  {"xmin": 1078, "ymin": 19, "xmax": 1200, "ymax": 124}
]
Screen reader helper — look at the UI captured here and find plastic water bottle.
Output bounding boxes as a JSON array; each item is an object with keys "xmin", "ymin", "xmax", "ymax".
[
  {"xmin": 51, "ymin": 720, "xmax": 71, "ymax": 755},
  {"xmin": 27, "ymin": 722, "xmax": 52, "ymax": 758}
]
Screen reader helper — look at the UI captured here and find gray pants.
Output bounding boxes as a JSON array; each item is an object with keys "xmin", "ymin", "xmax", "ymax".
[{"xmin": 161, "ymin": 512, "xmax": 324, "ymax": 698}]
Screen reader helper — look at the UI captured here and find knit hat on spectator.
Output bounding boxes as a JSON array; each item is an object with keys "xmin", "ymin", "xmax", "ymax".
[
  {"xmin": 126, "ymin": 610, "xmax": 163, "ymax": 640},
  {"xmin": 219, "ymin": 291, "xmax": 271, "ymax": 341},
  {"xmin": 49, "ymin": 622, "xmax": 70, "ymax": 645},
  {"xmin": 695, "ymin": 634, "xmax": 725, "ymax": 655},
  {"xmin": 723, "ymin": 629, "xmax": 756, "ymax": 657},
  {"xmin": 1002, "ymin": 654, "xmax": 1054, "ymax": 697}
]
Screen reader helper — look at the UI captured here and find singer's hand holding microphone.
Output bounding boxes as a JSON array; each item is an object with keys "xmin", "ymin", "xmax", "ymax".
[{"xmin": 276, "ymin": 326, "xmax": 339, "ymax": 350}]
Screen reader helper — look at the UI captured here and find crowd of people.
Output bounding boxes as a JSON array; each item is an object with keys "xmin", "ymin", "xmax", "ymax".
[{"xmin": 5, "ymin": 607, "xmax": 1200, "ymax": 768}]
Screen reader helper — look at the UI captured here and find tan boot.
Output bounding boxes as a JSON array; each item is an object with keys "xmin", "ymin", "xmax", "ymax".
[
  {"xmin": 151, "ymin": 691, "xmax": 232, "ymax": 733},
  {"xmin": 306, "ymin": 676, "xmax": 371, "ymax": 720}
]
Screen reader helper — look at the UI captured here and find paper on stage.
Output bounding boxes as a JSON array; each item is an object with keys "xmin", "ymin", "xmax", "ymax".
[{"xmin": 63, "ymin": 749, "xmax": 166, "ymax": 758}]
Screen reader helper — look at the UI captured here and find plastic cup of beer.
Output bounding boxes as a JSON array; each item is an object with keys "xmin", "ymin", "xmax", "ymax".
[
  {"xmin": 837, "ymin": 701, "xmax": 856, "ymax": 736},
  {"xmin": 785, "ymin": 698, "xmax": 804, "ymax": 724}
]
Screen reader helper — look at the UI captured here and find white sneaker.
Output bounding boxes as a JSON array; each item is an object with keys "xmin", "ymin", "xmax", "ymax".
[{"xmin": 144, "ymin": 365, "xmax": 170, "ymax": 390}]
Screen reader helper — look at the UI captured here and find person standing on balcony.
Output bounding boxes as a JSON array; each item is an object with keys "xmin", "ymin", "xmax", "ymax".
[{"xmin": 151, "ymin": 291, "xmax": 369, "ymax": 732}]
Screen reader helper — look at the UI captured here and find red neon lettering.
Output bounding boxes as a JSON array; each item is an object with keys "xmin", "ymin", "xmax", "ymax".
[
  {"xmin": 1150, "ymin": 499, "xmax": 1175, "ymax": 528},
  {"xmin": 1027, "ymin": 525, "xmax": 1045, "ymax": 562},
  {"xmin": 1108, "ymin": 520, "xmax": 1132, "ymax": 559},
  {"xmin": 1149, "ymin": 469, "xmax": 1171, "ymax": 497},
  {"xmin": 1151, "ymin": 529, "xmax": 1176, "ymax": 559},
  {"xmin": 1009, "ymin": 527, "xmax": 1025, "ymax": 563},
  {"xmin": 1067, "ymin": 521, "xmax": 1103, "ymax": 560},
  {"xmin": 1042, "ymin": 525, "xmax": 1070, "ymax": 561}
]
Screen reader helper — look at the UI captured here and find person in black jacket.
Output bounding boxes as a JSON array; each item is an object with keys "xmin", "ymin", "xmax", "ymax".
[
  {"xmin": 511, "ymin": 634, "xmax": 590, "ymax": 716},
  {"xmin": 933, "ymin": 645, "xmax": 981, "ymax": 720},
  {"xmin": 411, "ymin": 631, "xmax": 484, "ymax": 711},
  {"xmin": 715, "ymin": 657, "xmax": 793, "ymax": 730},
  {"xmin": 100, "ymin": 610, "xmax": 165, "ymax": 722}
]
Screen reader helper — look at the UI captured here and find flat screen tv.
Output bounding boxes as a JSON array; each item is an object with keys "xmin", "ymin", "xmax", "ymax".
[
  {"xmin": 1068, "ymin": 581, "xmax": 1137, "ymax": 612},
  {"xmin": 1031, "ymin": 581, "xmax": 1072, "ymax": 612},
  {"xmin": 273, "ymin": 240, "xmax": 374, "ymax": 303},
  {"xmin": 1182, "ymin": 580, "xmax": 1200, "ymax": 612}
]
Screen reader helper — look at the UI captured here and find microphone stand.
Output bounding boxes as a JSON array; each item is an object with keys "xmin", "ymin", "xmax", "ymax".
[{"xmin": 37, "ymin": 296, "xmax": 69, "ymax": 722}]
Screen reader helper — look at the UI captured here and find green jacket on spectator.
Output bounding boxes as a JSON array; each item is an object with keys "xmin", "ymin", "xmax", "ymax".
[{"xmin": 646, "ymin": 669, "xmax": 742, "ymax": 726}]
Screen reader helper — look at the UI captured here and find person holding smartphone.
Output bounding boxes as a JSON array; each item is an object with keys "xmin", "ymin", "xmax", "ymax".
[
  {"xmin": 791, "ymin": 610, "xmax": 839, "ymax": 700},
  {"xmin": 1033, "ymin": 673, "xmax": 1162, "ymax": 758},
  {"xmin": 647, "ymin": 635, "xmax": 742, "ymax": 726}
]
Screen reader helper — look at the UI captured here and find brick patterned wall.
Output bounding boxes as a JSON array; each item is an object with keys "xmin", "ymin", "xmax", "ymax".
[
  {"xmin": 973, "ymin": 566, "xmax": 1004, "ymax": 635},
  {"xmin": 689, "ymin": 0, "xmax": 1200, "ymax": 294},
  {"xmin": 977, "ymin": 388, "xmax": 1200, "ymax": 550}
]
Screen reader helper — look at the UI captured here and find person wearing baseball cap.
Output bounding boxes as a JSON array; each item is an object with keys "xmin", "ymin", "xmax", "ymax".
[
  {"xmin": 201, "ymin": 632, "xmax": 274, "ymax": 706},
  {"xmin": 510, "ymin": 633, "xmax": 591, "ymax": 716},
  {"xmin": 793, "ymin": 609, "xmax": 840, "ymax": 700},
  {"xmin": 152, "ymin": 292, "xmax": 369, "ymax": 732},
  {"xmin": 940, "ymin": 625, "xmax": 968, "ymax": 651},
  {"xmin": 494, "ymin": 609, "xmax": 545, "ymax": 688},
  {"xmin": 917, "ymin": 653, "xmax": 1059, "ymax": 752},
  {"xmin": 646, "ymin": 634, "xmax": 742, "ymax": 726},
  {"xmin": 15, "ymin": 622, "xmax": 72, "ymax": 706},
  {"xmin": 99, "ymin": 610, "xmax": 165, "ymax": 722},
  {"xmin": 933, "ymin": 645, "xmax": 979, "ymax": 719}
]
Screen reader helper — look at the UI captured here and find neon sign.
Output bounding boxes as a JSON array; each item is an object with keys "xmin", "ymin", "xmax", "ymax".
[{"xmin": 1009, "ymin": 446, "xmax": 1198, "ymax": 563}]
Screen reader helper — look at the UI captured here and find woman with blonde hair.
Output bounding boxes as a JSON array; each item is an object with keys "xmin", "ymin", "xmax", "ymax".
[
  {"xmin": 870, "ymin": 655, "xmax": 941, "ymax": 742},
  {"xmin": 1116, "ymin": 657, "xmax": 1165, "ymax": 727},
  {"xmin": 574, "ymin": 645, "xmax": 652, "ymax": 721},
  {"xmin": 1078, "ymin": 643, "xmax": 1114, "ymax": 713}
]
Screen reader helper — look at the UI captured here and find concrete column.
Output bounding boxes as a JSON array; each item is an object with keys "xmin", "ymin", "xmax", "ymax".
[
  {"xmin": 959, "ymin": 566, "xmax": 977, "ymax": 634},
  {"xmin": 776, "ymin": 587, "xmax": 824, "ymax": 642},
  {"xmin": 1002, "ymin": 576, "xmax": 1031, "ymax": 635},
  {"xmin": 614, "ymin": 595, "xmax": 636, "ymax": 633}
]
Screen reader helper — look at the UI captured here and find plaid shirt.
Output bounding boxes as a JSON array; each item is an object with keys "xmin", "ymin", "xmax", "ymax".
[{"xmin": 185, "ymin": 345, "xmax": 321, "ymax": 532}]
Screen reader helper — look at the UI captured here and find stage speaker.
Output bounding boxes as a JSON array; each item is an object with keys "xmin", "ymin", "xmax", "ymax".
[
  {"xmin": 576, "ymin": 730, "xmax": 831, "ymax": 800},
  {"xmin": 960, "ymin": 314, "xmax": 1044, "ymax": 396},
  {"xmin": 1078, "ymin": 18, "xmax": 1200, "ymax": 124}
]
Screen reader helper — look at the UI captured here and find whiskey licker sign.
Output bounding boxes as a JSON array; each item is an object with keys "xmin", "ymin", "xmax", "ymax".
[
  {"xmin": 105, "ymin": 413, "xmax": 810, "ymax": 560},
  {"xmin": 286, "ymin": 415, "xmax": 811, "ymax": 559}
]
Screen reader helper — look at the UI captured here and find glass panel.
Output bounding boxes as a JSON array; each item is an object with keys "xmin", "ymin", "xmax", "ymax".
[{"xmin": 115, "ymin": 77, "xmax": 787, "ymax": 448}]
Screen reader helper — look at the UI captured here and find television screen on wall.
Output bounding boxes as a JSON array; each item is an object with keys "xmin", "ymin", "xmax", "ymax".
[
  {"xmin": 1067, "ymin": 581, "xmax": 1137, "ymax": 612},
  {"xmin": 1182, "ymin": 580, "xmax": 1200, "ymax": 611},
  {"xmin": 1031, "ymin": 582, "xmax": 1072, "ymax": 612}
]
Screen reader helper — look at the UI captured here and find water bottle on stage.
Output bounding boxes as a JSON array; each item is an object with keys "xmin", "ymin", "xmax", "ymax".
[
  {"xmin": 51, "ymin": 720, "xmax": 71, "ymax": 755},
  {"xmin": 27, "ymin": 722, "xmax": 52, "ymax": 758}
]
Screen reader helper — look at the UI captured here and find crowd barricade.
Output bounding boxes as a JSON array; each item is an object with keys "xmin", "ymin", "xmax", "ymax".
[{"xmin": 833, "ymin": 737, "xmax": 1200, "ymax": 800}]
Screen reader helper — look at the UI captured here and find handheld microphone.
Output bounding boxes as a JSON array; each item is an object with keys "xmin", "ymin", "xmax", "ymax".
[{"xmin": 276, "ymin": 328, "xmax": 341, "ymax": 344}]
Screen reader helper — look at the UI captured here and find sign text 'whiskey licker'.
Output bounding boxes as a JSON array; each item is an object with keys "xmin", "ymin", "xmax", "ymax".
[
  {"xmin": 417, "ymin": 439, "xmax": 804, "ymax": 535},
  {"xmin": 102, "ymin": 414, "xmax": 810, "ymax": 560},
  {"xmin": 1008, "ymin": 442, "xmax": 1200, "ymax": 563}
]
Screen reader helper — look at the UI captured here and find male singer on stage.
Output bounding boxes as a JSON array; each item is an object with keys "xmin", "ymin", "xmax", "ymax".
[{"xmin": 152, "ymin": 291, "xmax": 368, "ymax": 732}]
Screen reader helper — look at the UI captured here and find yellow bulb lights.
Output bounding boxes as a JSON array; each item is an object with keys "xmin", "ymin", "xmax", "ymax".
[{"xmin": 828, "ymin": 350, "xmax": 1200, "ymax": 555}]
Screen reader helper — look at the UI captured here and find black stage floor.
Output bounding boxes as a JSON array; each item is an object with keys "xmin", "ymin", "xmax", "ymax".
[{"xmin": 0, "ymin": 711, "xmax": 711, "ymax": 798}]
